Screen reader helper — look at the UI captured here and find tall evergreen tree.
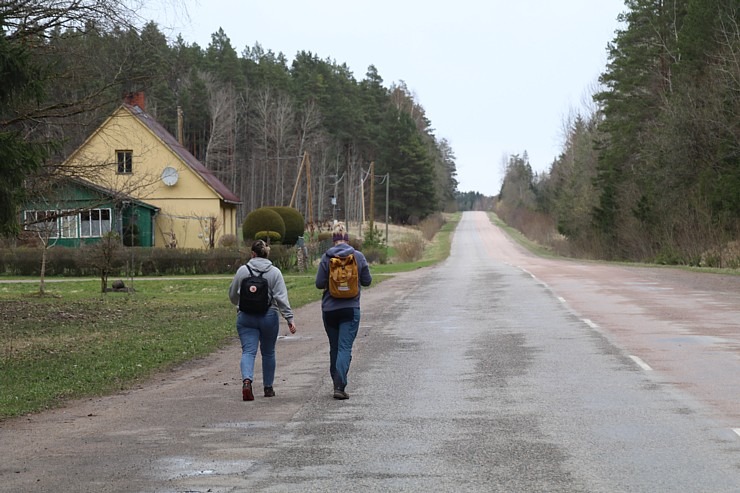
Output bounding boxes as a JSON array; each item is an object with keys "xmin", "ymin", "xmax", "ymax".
[
  {"xmin": 378, "ymin": 110, "xmax": 437, "ymax": 223},
  {"xmin": 594, "ymin": 0, "xmax": 689, "ymax": 257},
  {"xmin": 0, "ymin": 19, "xmax": 46, "ymax": 234}
]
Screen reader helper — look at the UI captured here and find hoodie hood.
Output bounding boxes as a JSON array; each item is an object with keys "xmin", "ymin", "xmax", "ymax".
[
  {"xmin": 247, "ymin": 257, "xmax": 273, "ymax": 272},
  {"xmin": 326, "ymin": 242, "xmax": 355, "ymax": 258}
]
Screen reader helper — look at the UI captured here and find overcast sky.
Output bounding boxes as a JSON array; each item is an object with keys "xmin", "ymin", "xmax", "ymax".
[{"xmin": 147, "ymin": 0, "xmax": 626, "ymax": 196}]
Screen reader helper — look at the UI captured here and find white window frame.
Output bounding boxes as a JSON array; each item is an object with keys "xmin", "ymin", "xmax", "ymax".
[
  {"xmin": 59, "ymin": 212, "xmax": 79, "ymax": 239},
  {"xmin": 24, "ymin": 210, "xmax": 59, "ymax": 238},
  {"xmin": 80, "ymin": 208, "xmax": 112, "ymax": 238}
]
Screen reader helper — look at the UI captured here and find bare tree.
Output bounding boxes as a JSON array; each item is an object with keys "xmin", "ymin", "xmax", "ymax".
[
  {"xmin": 292, "ymin": 100, "xmax": 323, "ymax": 216},
  {"xmin": 250, "ymin": 87, "xmax": 273, "ymax": 207},
  {"xmin": 270, "ymin": 92, "xmax": 295, "ymax": 205},
  {"xmin": 202, "ymin": 72, "xmax": 238, "ymax": 191},
  {"xmin": 21, "ymin": 210, "xmax": 60, "ymax": 295},
  {"xmin": 88, "ymin": 232, "xmax": 123, "ymax": 293},
  {"xmin": 196, "ymin": 214, "xmax": 221, "ymax": 249}
]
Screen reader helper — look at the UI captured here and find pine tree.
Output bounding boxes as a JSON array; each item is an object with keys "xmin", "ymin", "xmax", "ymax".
[
  {"xmin": 0, "ymin": 17, "xmax": 47, "ymax": 234},
  {"xmin": 378, "ymin": 110, "xmax": 437, "ymax": 223},
  {"xmin": 594, "ymin": 0, "xmax": 689, "ymax": 257}
]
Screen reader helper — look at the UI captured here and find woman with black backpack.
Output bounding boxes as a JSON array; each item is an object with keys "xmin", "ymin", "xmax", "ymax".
[{"xmin": 228, "ymin": 240, "xmax": 297, "ymax": 401}]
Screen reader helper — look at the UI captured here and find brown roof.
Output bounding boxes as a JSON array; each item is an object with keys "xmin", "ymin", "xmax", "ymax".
[{"xmin": 123, "ymin": 103, "xmax": 241, "ymax": 205}]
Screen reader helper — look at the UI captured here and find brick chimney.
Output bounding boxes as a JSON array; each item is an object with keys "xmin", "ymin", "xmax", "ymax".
[{"xmin": 123, "ymin": 91, "xmax": 145, "ymax": 110}]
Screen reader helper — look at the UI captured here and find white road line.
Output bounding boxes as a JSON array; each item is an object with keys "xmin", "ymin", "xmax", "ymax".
[
  {"xmin": 583, "ymin": 319, "xmax": 599, "ymax": 329},
  {"xmin": 629, "ymin": 355, "xmax": 653, "ymax": 371},
  {"xmin": 733, "ymin": 429, "xmax": 740, "ymax": 439}
]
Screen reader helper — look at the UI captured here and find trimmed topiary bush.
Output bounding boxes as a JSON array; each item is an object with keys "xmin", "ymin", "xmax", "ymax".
[
  {"xmin": 268, "ymin": 206, "xmax": 305, "ymax": 245},
  {"xmin": 242, "ymin": 208, "xmax": 285, "ymax": 244},
  {"xmin": 253, "ymin": 231, "xmax": 282, "ymax": 244}
]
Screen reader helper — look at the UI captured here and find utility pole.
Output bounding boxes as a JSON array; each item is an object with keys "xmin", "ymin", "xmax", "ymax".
[
  {"xmin": 289, "ymin": 152, "xmax": 314, "ymax": 226},
  {"xmin": 329, "ymin": 171, "xmax": 344, "ymax": 224},
  {"xmin": 369, "ymin": 162, "xmax": 375, "ymax": 235},
  {"xmin": 385, "ymin": 173, "xmax": 389, "ymax": 254}
]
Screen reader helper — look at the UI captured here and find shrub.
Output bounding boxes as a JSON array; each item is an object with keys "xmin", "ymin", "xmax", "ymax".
[
  {"xmin": 0, "ymin": 246, "xmax": 243, "ymax": 277},
  {"xmin": 268, "ymin": 206, "xmax": 305, "ymax": 245},
  {"xmin": 267, "ymin": 244, "xmax": 295, "ymax": 271},
  {"xmin": 418, "ymin": 213, "xmax": 445, "ymax": 241},
  {"xmin": 394, "ymin": 234, "xmax": 424, "ymax": 262},
  {"xmin": 242, "ymin": 208, "xmax": 285, "ymax": 243},
  {"xmin": 363, "ymin": 224, "xmax": 387, "ymax": 249},
  {"xmin": 85, "ymin": 232, "xmax": 125, "ymax": 292},
  {"xmin": 362, "ymin": 246, "xmax": 388, "ymax": 264},
  {"xmin": 218, "ymin": 234, "xmax": 237, "ymax": 248}
]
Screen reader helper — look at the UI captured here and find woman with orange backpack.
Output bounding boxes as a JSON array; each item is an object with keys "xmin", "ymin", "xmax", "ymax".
[{"xmin": 315, "ymin": 222, "xmax": 372, "ymax": 399}]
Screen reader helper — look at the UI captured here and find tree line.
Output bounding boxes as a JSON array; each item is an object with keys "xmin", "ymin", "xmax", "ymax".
[
  {"xmin": 0, "ymin": 1, "xmax": 459, "ymax": 237},
  {"xmin": 497, "ymin": 0, "xmax": 740, "ymax": 266}
]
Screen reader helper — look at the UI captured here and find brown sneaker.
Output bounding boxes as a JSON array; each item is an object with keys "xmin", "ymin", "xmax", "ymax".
[
  {"xmin": 242, "ymin": 379, "xmax": 254, "ymax": 401},
  {"xmin": 333, "ymin": 389, "xmax": 349, "ymax": 400},
  {"xmin": 264, "ymin": 386, "xmax": 275, "ymax": 397}
]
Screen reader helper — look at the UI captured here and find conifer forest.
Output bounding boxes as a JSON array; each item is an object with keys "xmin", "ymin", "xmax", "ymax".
[{"xmin": 497, "ymin": 1, "xmax": 740, "ymax": 265}]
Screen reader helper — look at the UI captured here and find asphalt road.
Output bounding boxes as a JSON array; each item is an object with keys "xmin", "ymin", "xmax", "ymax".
[{"xmin": 2, "ymin": 211, "xmax": 739, "ymax": 492}]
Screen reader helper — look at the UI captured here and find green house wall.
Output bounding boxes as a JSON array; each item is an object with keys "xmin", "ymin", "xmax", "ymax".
[{"xmin": 21, "ymin": 181, "xmax": 158, "ymax": 247}]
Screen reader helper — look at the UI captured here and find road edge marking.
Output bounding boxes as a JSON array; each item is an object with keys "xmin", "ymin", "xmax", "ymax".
[
  {"xmin": 629, "ymin": 355, "xmax": 653, "ymax": 371},
  {"xmin": 583, "ymin": 318, "xmax": 599, "ymax": 329}
]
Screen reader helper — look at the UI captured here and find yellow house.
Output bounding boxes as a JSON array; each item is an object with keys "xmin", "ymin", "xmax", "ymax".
[{"xmin": 63, "ymin": 93, "xmax": 241, "ymax": 249}]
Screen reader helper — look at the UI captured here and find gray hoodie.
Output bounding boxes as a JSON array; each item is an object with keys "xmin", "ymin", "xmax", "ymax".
[{"xmin": 228, "ymin": 257, "xmax": 294, "ymax": 324}]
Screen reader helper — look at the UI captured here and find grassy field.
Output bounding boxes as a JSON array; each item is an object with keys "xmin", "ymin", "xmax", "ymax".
[{"xmin": 0, "ymin": 215, "xmax": 458, "ymax": 419}]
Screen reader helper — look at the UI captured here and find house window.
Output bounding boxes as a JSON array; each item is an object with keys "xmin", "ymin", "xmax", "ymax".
[
  {"xmin": 24, "ymin": 210, "xmax": 59, "ymax": 238},
  {"xmin": 117, "ymin": 150, "xmax": 132, "ymax": 174},
  {"xmin": 80, "ymin": 209, "xmax": 112, "ymax": 237},
  {"xmin": 59, "ymin": 213, "xmax": 79, "ymax": 238}
]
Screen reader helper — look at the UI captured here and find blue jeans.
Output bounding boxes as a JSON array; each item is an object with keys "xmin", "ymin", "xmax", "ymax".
[
  {"xmin": 236, "ymin": 309, "xmax": 279, "ymax": 387},
  {"xmin": 322, "ymin": 307, "xmax": 360, "ymax": 390}
]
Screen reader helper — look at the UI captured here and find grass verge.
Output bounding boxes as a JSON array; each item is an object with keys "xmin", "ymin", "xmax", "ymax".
[
  {"xmin": 0, "ymin": 277, "xmax": 316, "ymax": 419},
  {"xmin": 0, "ymin": 217, "xmax": 458, "ymax": 420}
]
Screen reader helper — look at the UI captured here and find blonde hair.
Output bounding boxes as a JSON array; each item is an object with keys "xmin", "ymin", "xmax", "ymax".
[{"xmin": 332, "ymin": 222, "xmax": 348, "ymax": 242}]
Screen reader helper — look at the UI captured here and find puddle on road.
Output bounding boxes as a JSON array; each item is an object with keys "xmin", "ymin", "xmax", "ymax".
[{"xmin": 155, "ymin": 456, "xmax": 252, "ymax": 480}]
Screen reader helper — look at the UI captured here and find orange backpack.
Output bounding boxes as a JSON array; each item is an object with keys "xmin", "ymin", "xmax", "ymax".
[{"xmin": 328, "ymin": 254, "xmax": 360, "ymax": 298}]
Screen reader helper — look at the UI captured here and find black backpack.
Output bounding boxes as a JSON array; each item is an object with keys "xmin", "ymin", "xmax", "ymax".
[{"xmin": 238, "ymin": 265, "xmax": 271, "ymax": 314}]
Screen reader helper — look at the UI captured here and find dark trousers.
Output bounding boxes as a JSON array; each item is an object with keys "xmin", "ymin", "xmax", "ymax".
[{"xmin": 322, "ymin": 307, "xmax": 360, "ymax": 390}]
